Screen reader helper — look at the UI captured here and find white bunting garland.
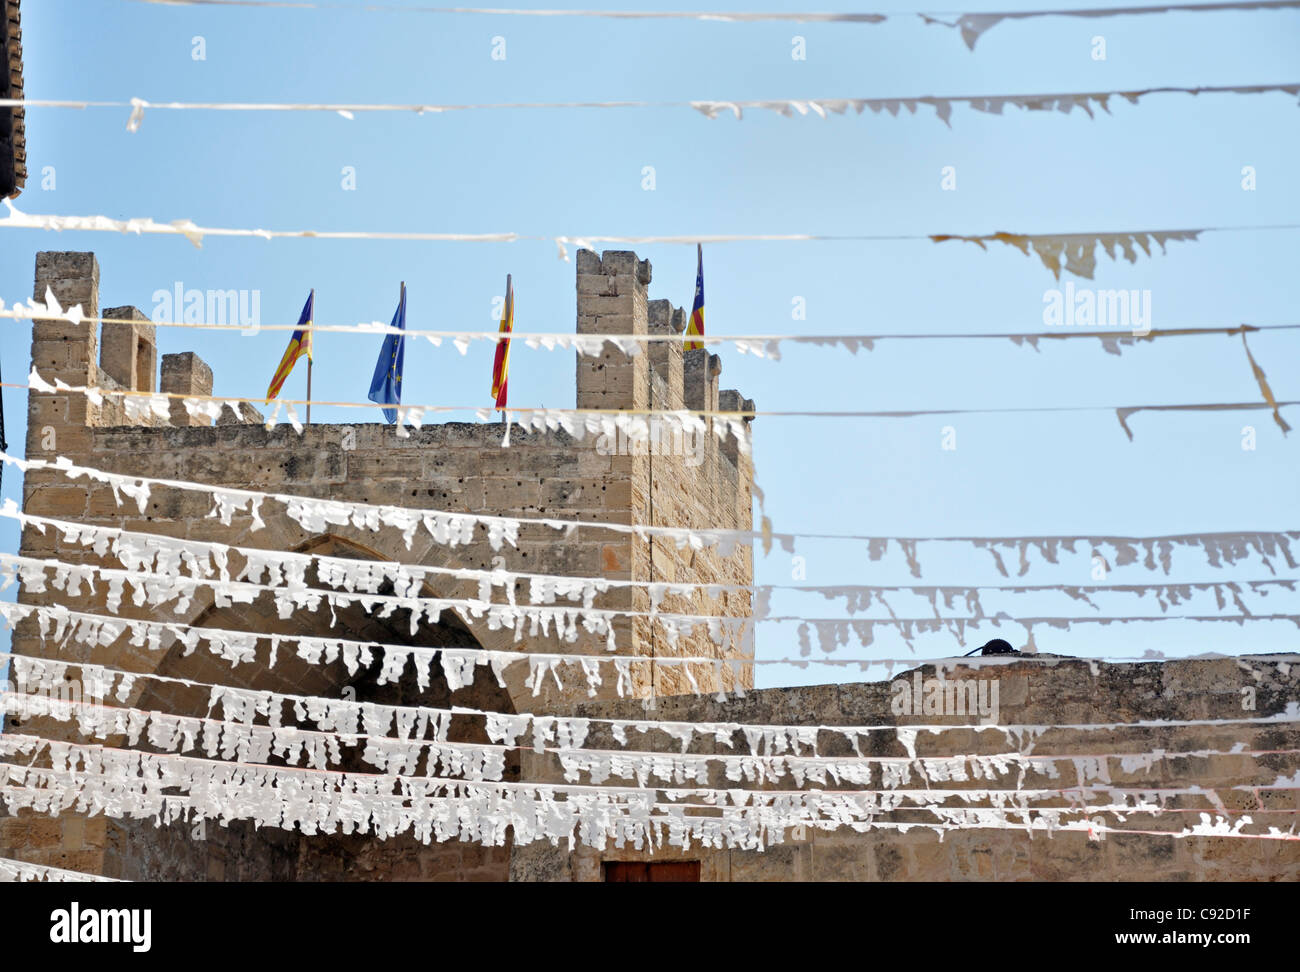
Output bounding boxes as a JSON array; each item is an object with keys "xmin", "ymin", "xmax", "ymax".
[
  {"xmin": 9, "ymin": 676, "xmax": 1293, "ymax": 789},
  {"xmin": 6, "ymin": 198, "xmax": 1298, "ymax": 278},
  {"xmin": 8, "ymin": 499, "xmax": 1296, "ymax": 620},
  {"xmin": 5, "ymin": 302, "xmax": 1298, "ymax": 357},
  {"xmin": 5, "ymin": 553, "xmax": 1295, "ymax": 677},
  {"xmin": 0, "ymin": 856, "xmax": 123, "ymax": 883},
  {"xmin": 7, "ymin": 453, "xmax": 1298, "ymax": 573},
  {"xmin": 3, "ymin": 612, "xmax": 1297, "ymax": 750},
  {"xmin": 8, "ymin": 83, "xmax": 1299, "ymax": 133},
  {"xmin": 2, "ymin": 734, "xmax": 1296, "ymax": 850}
]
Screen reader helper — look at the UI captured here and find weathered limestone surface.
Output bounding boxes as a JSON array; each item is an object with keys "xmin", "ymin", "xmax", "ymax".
[
  {"xmin": 100, "ymin": 306, "xmax": 157, "ymax": 397},
  {"xmin": 1, "ymin": 249, "xmax": 756, "ymax": 880},
  {"xmin": 514, "ymin": 656, "xmax": 1300, "ymax": 881},
  {"xmin": 159, "ymin": 350, "xmax": 211, "ymax": 426}
]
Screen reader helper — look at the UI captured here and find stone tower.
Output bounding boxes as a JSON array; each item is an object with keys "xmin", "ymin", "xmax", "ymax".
[{"xmin": 0, "ymin": 247, "xmax": 756, "ymax": 879}]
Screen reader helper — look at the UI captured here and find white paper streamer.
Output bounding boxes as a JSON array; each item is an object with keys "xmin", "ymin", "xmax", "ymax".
[
  {"xmin": 8, "ymin": 452, "xmax": 1298, "ymax": 571},
  {"xmin": 3, "ymin": 606, "xmax": 1296, "ymax": 750},
  {"xmin": 6, "ymin": 198, "xmax": 1294, "ymax": 272},
  {"xmin": 10, "ymin": 83, "xmax": 1300, "ymax": 131},
  {"xmin": 4, "ymin": 489, "xmax": 1299, "ymax": 624},
  {"xmin": 0, "ymin": 856, "xmax": 122, "ymax": 883},
  {"xmin": 6, "ymin": 294, "xmax": 1296, "ymax": 360},
  {"xmin": 6, "ymin": 551, "xmax": 1295, "ymax": 675},
  {"xmin": 19, "ymin": 682, "xmax": 1281, "ymax": 794},
  {"xmin": 2, "ymin": 734, "xmax": 1295, "ymax": 851},
  {"xmin": 9, "ymin": 593, "xmax": 1291, "ymax": 719}
]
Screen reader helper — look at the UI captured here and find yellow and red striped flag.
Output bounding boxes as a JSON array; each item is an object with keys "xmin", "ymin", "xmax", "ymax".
[
  {"xmin": 491, "ymin": 274, "xmax": 513, "ymax": 409},
  {"xmin": 685, "ymin": 244, "xmax": 704, "ymax": 350},
  {"xmin": 265, "ymin": 291, "xmax": 313, "ymax": 402}
]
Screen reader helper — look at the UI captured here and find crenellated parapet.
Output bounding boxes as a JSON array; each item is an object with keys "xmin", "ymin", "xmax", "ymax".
[
  {"xmin": 575, "ymin": 250, "xmax": 756, "ymax": 527},
  {"xmin": 20, "ymin": 249, "xmax": 757, "ymax": 718},
  {"xmin": 574, "ymin": 249, "xmax": 757, "ymax": 697}
]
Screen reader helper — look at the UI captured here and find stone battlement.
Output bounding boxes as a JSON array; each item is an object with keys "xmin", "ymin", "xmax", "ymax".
[
  {"xmin": 21, "ymin": 249, "xmax": 758, "ymax": 706},
  {"xmin": 5, "ymin": 245, "xmax": 760, "ymax": 879}
]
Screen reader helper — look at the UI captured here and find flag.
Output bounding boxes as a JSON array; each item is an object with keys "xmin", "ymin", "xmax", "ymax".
[
  {"xmin": 685, "ymin": 243, "xmax": 704, "ymax": 351},
  {"xmin": 491, "ymin": 274, "xmax": 513, "ymax": 409},
  {"xmin": 265, "ymin": 291, "xmax": 313, "ymax": 402},
  {"xmin": 368, "ymin": 283, "xmax": 406, "ymax": 424}
]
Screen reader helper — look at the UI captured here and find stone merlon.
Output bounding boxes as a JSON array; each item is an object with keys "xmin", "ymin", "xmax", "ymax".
[
  {"xmin": 28, "ymin": 251, "xmax": 251, "ymax": 431},
  {"xmin": 576, "ymin": 247, "xmax": 754, "ymax": 428}
]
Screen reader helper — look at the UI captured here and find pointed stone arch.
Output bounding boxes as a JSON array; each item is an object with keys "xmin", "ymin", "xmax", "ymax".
[{"xmin": 7, "ymin": 531, "xmax": 520, "ymax": 880}]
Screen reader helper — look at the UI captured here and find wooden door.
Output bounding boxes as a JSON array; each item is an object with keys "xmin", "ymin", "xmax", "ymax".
[{"xmin": 603, "ymin": 861, "xmax": 702, "ymax": 882}]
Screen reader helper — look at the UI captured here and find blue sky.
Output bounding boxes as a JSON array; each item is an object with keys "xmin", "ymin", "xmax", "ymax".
[{"xmin": 1, "ymin": 0, "xmax": 1297, "ymax": 688}]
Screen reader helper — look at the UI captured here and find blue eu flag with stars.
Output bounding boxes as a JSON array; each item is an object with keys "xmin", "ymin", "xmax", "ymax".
[{"xmin": 368, "ymin": 283, "xmax": 406, "ymax": 424}]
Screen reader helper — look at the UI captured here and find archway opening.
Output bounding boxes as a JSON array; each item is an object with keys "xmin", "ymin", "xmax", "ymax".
[{"xmin": 114, "ymin": 535, "xmax": 518, "ymax": 881}]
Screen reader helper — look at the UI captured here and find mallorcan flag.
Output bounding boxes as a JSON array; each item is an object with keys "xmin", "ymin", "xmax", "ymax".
[
  {"xmin": 265, "ymin": 291, "xmax": 313, "ymax": 401},
  {"xmin": 491, "ymin": 274, "xmax": 513, "ymax": 409},
  {"xmin": 685, "ymin": 244, "xmax": 704, "ymax": 351},
  {"xmin": 368, "ymin": 282, "xmax": 406, "ymax": 424}
]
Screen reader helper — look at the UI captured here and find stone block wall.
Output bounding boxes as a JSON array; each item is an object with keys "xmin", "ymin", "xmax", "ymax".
[
  {"xmin": 575, "ymin": 250, "xmax": 756, "ymax": 700},
  {"xmin": 0, "ymin": 247, "xmax": 757, "ymax": 879},
  {"xmin": 511, "ymin": 656, "xmax": 1300, "ymax": 881}
]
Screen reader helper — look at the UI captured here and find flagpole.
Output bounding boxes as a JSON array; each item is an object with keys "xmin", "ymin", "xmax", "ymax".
[
  {"xmin": 400, "ymin": 281, "xmax": 405, "ymax": 425},
  {"xmin": 305, "ymin": 288, "xmax": 314, "ymax": 426},
  {"xmin": 400, "ymin": 282, "xmax": 406, "ymax": 425},
  {"xmin": 500, "ymin": 273, "xmax": 510, "ymax": 424}
]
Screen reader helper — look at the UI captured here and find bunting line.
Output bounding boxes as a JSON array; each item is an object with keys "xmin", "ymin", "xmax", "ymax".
[
  {"xmin": 12, "ymin": 680, "xmax": 1297, "ymax": 782},
  {"xmin": 8, "ymin": 497, "xmax": 1295, "ymax": 610},
  {"xmin": 4, "ymin": 592, "xmax": 1298, "ymax": 699},
  {"xmin": 7, "ymin": 83, "xmax": 1300, "ymax": 131},
  {"xmin": 6, "ymin": 645, "xmax": 1298, "ymax": 757},
  {"xmin": 2, "ymin": 733, "xmax": 1297, "ymax": 853},
  {"xmin": 4, "ymin": 612, "xmax": 1297, "ymax": 740},
  {"xmin": 116, "ymin": 0, "xmax": 1300, "ymax": 52},
  {"xmin": 4, "ymin": 731, "xmax": 1297, "ymax": 806},
  {"xmin": 11, "ymin": 371, "xmax": 1299, "ymax": 444},
  {"xmin": 6, "ymin": 303, "xmax": 1298, "ymax": 355},
  {"xmin": 5, "ymin": 199, "xmax": 1298, "ymax": 278},
  {"xmin": 0, "ymin": 856, "xmax": 123, "ymax": 883},
  {"xmin": 6, "ymin": 550, "xmax": 1293, "ymax": 659},
  {"xmin": 1, "ymin": 775, "xmax": 1290, "ymax": 845},
  {"xmin": 7, "ymin": 452, "xmax": 1298, "ymax": 567}
]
